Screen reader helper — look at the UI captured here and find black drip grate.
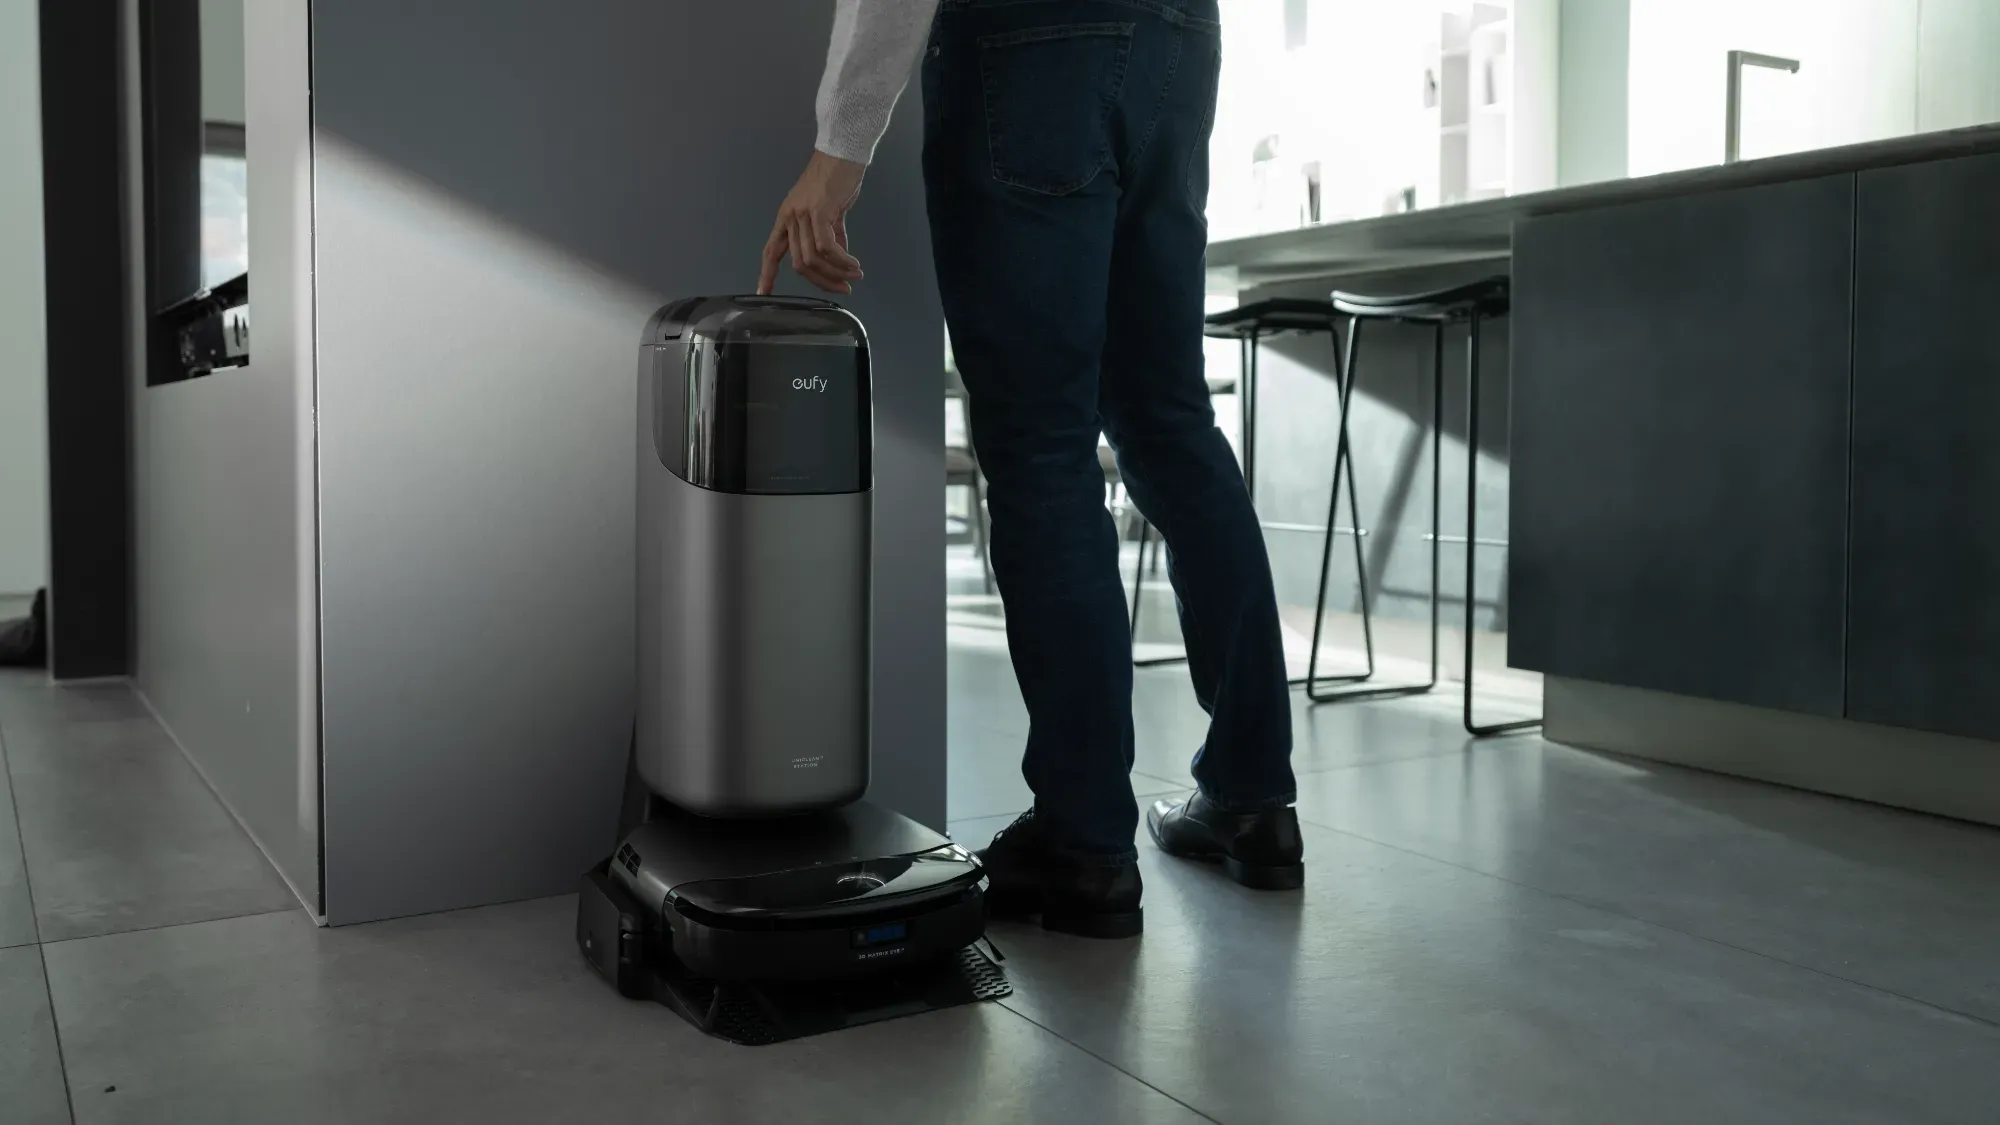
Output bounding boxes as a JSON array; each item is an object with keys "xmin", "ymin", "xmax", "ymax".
[
  {"xmin": 669, "ymin": 979, "xmax": 786, "ymax": 1046},
  {"xmin": 958, "ymin": 944, "xmax": 1014, "ymax": 1001},
  {"xmin": 651, "ymin": 944, "xmax": 1012, "ymax": 1046}
]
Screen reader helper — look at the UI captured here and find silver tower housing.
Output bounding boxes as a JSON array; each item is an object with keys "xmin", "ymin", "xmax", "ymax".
[{"xmin": 635, "ymin": 296, "xmax": 873, "ymax": 817}]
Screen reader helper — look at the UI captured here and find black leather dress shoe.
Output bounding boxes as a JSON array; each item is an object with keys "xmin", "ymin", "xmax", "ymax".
[
  {"xmin": 974, "ymin": 810, "xmax": 1143, "ymax": 939},
  {"xmin": 1147, "ymin": 792, "xmax": 1305, "ymax": 890}
]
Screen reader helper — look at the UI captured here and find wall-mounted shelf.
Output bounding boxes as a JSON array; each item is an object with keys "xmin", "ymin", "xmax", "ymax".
[{"xmin": 1424, "ymin": 1, "xmax": 1556, "ymax": 208}]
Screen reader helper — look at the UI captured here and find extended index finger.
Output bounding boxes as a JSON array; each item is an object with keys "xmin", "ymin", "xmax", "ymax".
[{"xmin": 757, "ymin": 221, "xmax": 789, "ymax": 295}]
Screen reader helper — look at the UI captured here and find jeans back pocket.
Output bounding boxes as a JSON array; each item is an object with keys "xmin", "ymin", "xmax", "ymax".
[{"xmin": 978, "ymin": 23, "xmax": 1135, "ymax": 197}]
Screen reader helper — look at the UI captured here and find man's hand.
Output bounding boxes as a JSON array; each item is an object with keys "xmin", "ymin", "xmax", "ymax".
[{"xmin": 758, "ymin": 152, "xmax": 868, "ymax": 296}]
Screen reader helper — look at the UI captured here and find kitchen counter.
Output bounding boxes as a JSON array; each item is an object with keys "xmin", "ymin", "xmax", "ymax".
[
  {"xmin": 1206, "ymin": 122, "xmax": 2000, "ymax": 284},
  {"xmin": 1198, "ymin": 118, "xmax": 2000, "ymax": 825},
  {"xmin": 1495, "ymin": 132, "xmax": 2000, "ymax": 825}
]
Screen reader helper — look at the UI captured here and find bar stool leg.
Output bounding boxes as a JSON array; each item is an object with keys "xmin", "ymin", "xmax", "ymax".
[
  {"xmin": 1132, "ymin": 328, "xmax": 1257, "ymax": 671},
  {"xmin": 1306, "ymin": 317, "xmax": 1441, "ymax": 704},
  {"xmin": 1130, "ymin": 517, "xmax": 1188, "ymax": 668},
  {"xmin": 1241, "ymin": 333, "xmax": 1259, "ymax": 499},
  {"xmin": 1462, "ymin": 310, "xmax": 1540, "ymax": 737},
  {"xmin": 1129, "ymin": 517, "xmax": 1149, "ymax": 644},
  {"xmin": 969, "ymin": 468, "xmax": 995, "ymax": 596},
  {"xmin": 1333, "ymin": 324, "xmax": 1377, "ymax": 681},
  {"xmin": 1304, "ymin": 320, "xmax": 1362, "ymax": 693},
  {"xmin": 1345, "ymin": 392, "xmax": 1375, "ymax": 675},
  {"xmin": 1237, "ymin": 334, "xmax": 1252, "ymax": 483},
  {"xmin": 1296, "ymin": 318, "xmax": 1440, "ymax": 700},
  {"xmin": 1425, "ymin": 325, "xmax": 1444, "ymax": 687}
]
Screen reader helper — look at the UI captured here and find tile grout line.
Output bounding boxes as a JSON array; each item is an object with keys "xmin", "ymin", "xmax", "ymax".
[
  {"xmin": 30, "ymin": 947, "xmax": 77, "ymax": 1125},
  {"xmin": 989, "ymin": 998, "xmax": 1228, "ymax": 1124},
  {"xmin": 0, "ymin": 687, "xmax": 311, "ymax": 939},
  {"xmin": 1285, "ymin": 738, "xmax": 1528, "ymax": 780},
  {"xmin": 0, "ymin": 706, "xmax": 81, "ymax": 1123},
  {"xmin": 131, "ymin": 687, "xmax": 323, "ymax": 922},
  {"xmin": 1287, "ymin": 805, "xmax": 2000, "ymax": 1034},
  {"xmin": 959, "ymin": 758, "xmax": 2000, "ymax": 1036},
  {"xmin": 37, "ymin": 903, "xmax": 304, "ymax": 949},
  {"xmin": 943, "ymin": 770, "xmax": 1187, "ymax": 829},
  {"xmin": 0, "ymin": 711, "xmax": 35, "ymax": 948},
  {"xmin": 1135, "ymin": 739, "xmax": 1525, "ymax": 794},
  {"xmin": 949, "ymin": 742, "xmax": 1528, "ymax": 836}
]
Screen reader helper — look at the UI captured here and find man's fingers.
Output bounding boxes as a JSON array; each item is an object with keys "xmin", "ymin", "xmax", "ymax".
[
  {"xmin": 812, "ymin": 221, "xmax": 863, "ymax": 278},
  {"xmin": 757, "ymin": 223, "xmax": 789, "ymax": 296},
  {"xmin": 791, "ymin": 237, "xmax": 852, "ymax": 294},
  {"xmin": 790, "ymin": 215, "xmax": 820, "ymax": 274},
  {"xmin": 810, "ymin": 216, "xmax": 863, "ymax": 277},
  {"xmin": 796, "ymin": 257, "xmax": 852, "ymax": 295},
  {"xmin": 808, "ymin": 213, "xmax": 864, "ymax": 278},
  {"xmin": 791, "ymin": 216, "xmax": 853, "ymax": 293},
  {"xmin": 769, "ymin": 201, "xmax": 860, "ymax": 295},
  {"xmin": 762, "ymin": 152, "xmax": 871, "ymax": 297}
]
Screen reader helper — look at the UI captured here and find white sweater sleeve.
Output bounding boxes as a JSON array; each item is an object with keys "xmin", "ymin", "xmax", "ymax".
[{"xmin": 815, "ymin": 0, "xmax": 939, "ymax": 165}]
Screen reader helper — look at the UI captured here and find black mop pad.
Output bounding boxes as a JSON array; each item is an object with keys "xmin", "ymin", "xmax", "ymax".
[{"xmin": 0, "ymin": 589, "xmax": 45, "ymax": 668}]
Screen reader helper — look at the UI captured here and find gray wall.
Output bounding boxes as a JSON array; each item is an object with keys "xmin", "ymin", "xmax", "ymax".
[
  {"xmin": 0, "ymin": 0, "xmax": 48, "ymax": 596},
  {"xmin": 1918, "ymin": 0, "xmax": 2000, "ymax": 132},
  {"xmin": 308, "ymin": 0, "xmax": 943, "ymax": 924},
  {"xmin": 1557, "ymin": 0, "xmax": 1631, "ymax": 187},
  {"xmin": 130, "ymin": 0, "xmax": 321, "ymax": 910}
]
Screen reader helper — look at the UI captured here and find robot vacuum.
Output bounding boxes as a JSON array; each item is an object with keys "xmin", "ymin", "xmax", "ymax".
[{"xmin": 576, "ymin": 296, "xmax": 1003, "ymax": 1042}]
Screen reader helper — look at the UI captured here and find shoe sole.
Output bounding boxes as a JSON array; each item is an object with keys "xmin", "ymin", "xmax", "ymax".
[
  {"xmin": 1149, "ymin": 819, "xmax": 1305, "ymax": 892},
  {"xmin": 1223, "ymin": 856, "xmax": 1305, "ymax": 890},
  {"xmin": 1042, "ymin": 908, "xmax": 1143, "ymax": 940},
  {"xmin": 986, "ymin": 893, "xmax": 1144, "ymax": 940}
]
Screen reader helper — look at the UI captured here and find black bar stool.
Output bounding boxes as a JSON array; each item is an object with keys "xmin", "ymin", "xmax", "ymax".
[
  {"xmin": 945, "ymin": 365, "xmax": 995, "ymax": 595},
  {"xmin": 1325, "ymin": 276, "xmax": 1540, "ymax": 737},
  {"xmin": 1126, "ymin": 299, "xmax": 1376, "ymax": 683},
  {"xmin": 1298, "ymin": 295, "xmax": 1442, "ymax": 709}
]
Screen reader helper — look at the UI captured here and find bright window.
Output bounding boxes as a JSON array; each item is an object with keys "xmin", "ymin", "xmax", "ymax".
[{"xmin": 200, "ymin": 152, "xmax": 247, "ymax": 290}]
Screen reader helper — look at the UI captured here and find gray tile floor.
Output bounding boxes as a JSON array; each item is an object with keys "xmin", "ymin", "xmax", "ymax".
[{"xmin": 3, "ymin": 556, "xmax": 1999, "ymax": 1123}]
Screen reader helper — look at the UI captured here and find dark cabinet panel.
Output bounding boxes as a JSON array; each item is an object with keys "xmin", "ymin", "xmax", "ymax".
[
  {"xmin": 1847, "ymin": 153, "xmax": 2000, "ymax": 741},
  {"xmin": 1509, "ymin": 175, "xmax": 1854, "ymax": 717}
]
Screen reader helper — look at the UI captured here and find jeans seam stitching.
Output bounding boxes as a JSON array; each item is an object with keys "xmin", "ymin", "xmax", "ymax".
[
  {"xmin": 976, "ymin": 21, "xmax": 1132, "ymax": 49},
  {"xmin": 1182, "ymin": 38, "xmax": 1218, "ymax": 217},
  {"xmin": 1126, "ymin": 26, "xmax": 1182, "ymax": 170},
  {"xmin": 978, "ymin": 26, "xmax": 1134, "ymax": 196},
  {"xmin": 945, "ymin": 0, "xmax": 1218, "ymax": 33}
]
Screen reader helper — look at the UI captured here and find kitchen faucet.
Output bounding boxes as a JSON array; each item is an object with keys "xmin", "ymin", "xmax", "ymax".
[{"xmin": 1725, "ymin": 50, "xmax": 1803, "ymax": 164}]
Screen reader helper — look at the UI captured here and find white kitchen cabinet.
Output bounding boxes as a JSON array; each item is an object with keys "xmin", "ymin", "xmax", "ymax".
[
  {"xmin": 1206, "ymin": 0, "xmax": 1557, "ymax": 236},
  {"xmin": 1420, "ymin": 0, "xmax": 1558, "ymax": 207}
]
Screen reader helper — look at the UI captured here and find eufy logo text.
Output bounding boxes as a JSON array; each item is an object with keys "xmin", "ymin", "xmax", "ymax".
[{"xmin": 791, "ymin": 376, "xmax": 829, "ymax": 393}]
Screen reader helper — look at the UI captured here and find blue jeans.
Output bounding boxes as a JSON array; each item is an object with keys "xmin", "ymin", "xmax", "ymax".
[{"xmin": 922, "ymin": 0, "xmax": 1296, "ymax": 861}]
